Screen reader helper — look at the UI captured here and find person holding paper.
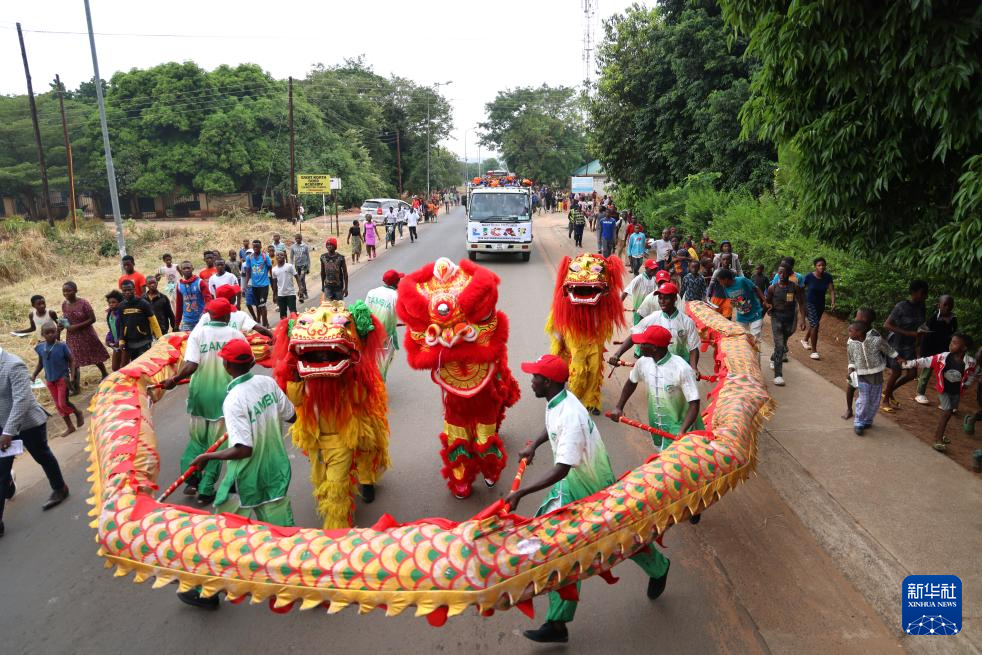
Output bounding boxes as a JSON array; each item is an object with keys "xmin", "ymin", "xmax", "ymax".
[{"xmin": 0, "ymin": 347, "xmax": 70, "ymax": 538}]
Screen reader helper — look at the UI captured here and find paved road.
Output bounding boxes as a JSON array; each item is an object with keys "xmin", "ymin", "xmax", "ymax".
[{"xmin": 0, "ymin": 207, "xmax": 900, "ymax": 654}]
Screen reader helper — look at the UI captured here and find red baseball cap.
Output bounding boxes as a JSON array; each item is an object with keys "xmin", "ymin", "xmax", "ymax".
[
  {"xmin": 205, "ymin": 297, "xmax": 234, "ymax": 318},
  {"xmin": 215, "ymin": 284, "xmax": 241, "ymax": 300},
  {"xmin": 382, "ymin": 270, "xmax": 404, "ymax": 287},
  {"xmin": 325, "ymin": 237, "xmax": 337, "ymax": 247},
  {"xmin": 218, "ymin": 339, "xmax": 255, "ymax": 364},
  {"xmin": 654, "ymin": 270, "xmax": 671, "ymax": 284},
  {"xmin": 520, "ymin": 354, "xmax": 569, "ymax": 383},
  {"xmin": 643, "ymin": 259, "xmax": 658, "ymax": 271},
  {"xmin": 634, "ymin": 325, "xmax": 672, "ymax": 347},
  {"xmin": 656, "ymin": 282, "xmax": 679, "ymax": 296}
]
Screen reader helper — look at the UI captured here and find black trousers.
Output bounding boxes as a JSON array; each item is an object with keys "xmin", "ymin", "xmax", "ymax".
[
  {"xmin": 1, "ymin": 422, "xmax": 66, "ymax": 522},
  {"xmin": 409, "ymin": 226, "xmax": 418, "ymax": 242}
]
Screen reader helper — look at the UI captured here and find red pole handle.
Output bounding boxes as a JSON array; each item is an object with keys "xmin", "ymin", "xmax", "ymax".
[
  {"xmin": 156, "ymin": 433, "xmax": 228, "ymax": 501},
  {"xmin": 604, "ymin": 412, "xmax": 679, "ymax": 443},
  {"xmin": 148, "ymin": 378, "xmax": 190, "ymax": 390}
]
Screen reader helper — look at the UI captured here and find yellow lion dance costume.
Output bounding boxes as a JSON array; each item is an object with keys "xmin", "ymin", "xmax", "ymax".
[
  {"xmin": 545, "ymin": 253, "xmax": 627, "ymax": 412},
  {"xmin": 272, "ymin": 300, "xmax": 390, "ymax": 529}
]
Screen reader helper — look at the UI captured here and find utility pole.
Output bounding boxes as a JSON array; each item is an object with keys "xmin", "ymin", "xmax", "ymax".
[
  {"xmin": 395, "ymin": 130, "xmax": 403, "ymax": 195},
  {"xmin": 426, "ymin": 97, "xmax": 430, "ymax": 198},
  {"xmin": 55, "ymin": 74, "xmax": 77, "ymax": 230},
  {"xmin": 288, "ymin": 76, "xmax": 296, "ymax": 224},
  {"xmin": 17, "ymin": 23, "xmax": 53, "ymax": 227},
  {"xmin": 83, "ymin": 0, "xmax": 126, "ymax": 257}
]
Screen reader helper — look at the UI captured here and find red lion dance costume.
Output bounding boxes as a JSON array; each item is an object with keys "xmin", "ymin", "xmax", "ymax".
[
  {"xmin": 272, "ymin": 300, "xmax": 390, "ymax": 528},
  {"xmin": 397, "ymin": 257, "xmax": 520, "ymax": 499},
  {"xmin": 545, "ymin": 253, "xmax": 627, "ymax": 412}
]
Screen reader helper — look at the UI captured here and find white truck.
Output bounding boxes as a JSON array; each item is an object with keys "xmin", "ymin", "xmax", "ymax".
[{"xmin": 465, "ymin": 184, "xmax": 533, "ymax": 262}]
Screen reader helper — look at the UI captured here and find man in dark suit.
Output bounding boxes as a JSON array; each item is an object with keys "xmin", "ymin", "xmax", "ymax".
[{"xmin": 0, "ymin": 347, "xmax": 70, "ymax": 537}]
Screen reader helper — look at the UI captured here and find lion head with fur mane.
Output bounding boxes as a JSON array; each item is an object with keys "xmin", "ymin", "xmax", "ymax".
[
  {"xmin": 550, "ymin": 253, "xmax": 627, "ymax": 339},
  {"xmin": 396, "ymin": 257, "xmax": 512, "ymax": 399}
]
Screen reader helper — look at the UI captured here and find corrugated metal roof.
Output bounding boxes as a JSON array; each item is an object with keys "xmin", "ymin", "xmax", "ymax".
[{"xmin": 571, "ymin": 159, "xmax": 605, "ymax": 176}]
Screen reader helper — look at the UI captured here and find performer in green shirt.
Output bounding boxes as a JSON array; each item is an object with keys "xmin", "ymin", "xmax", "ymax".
[{"xmin": 506, "ymin": 354, "xmax": 670, "ymax": 644}]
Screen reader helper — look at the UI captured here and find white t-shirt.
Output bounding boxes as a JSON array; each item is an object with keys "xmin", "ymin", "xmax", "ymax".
[
  {"xmin": 208, "ymin": 271, "xmax": 239, "ymax": 297},
  {"xmin": 632, "ymin": 309, "xmax": 700, "ymax": 360},
  {"xmin": 271, "ymin": 263, "xmax": 297, "ymax": 297},
  {"xmin": 198, "ymin": 310, "xmax": 257, "ymax": 334},
  {"xmin": 654, "ymin": 238, "xmax": 673, "ymax": 262},
  {"xmin": 407, "ymin": 212, "xmax": 418, "ymax": 227},
  {"xmin": 544, "ymin": 389, "xmax": 613, "ymax": 499},
  {"xmin": 224, "ymin": 375, "xmax": 294, "ymax": 449},
  {"xmin": 365, "ymin": 285, "xmax": 399, "ymax": 340},
  {"xmin": 624, "ymin": 273, "xmax": 658, "ymax": 313}
]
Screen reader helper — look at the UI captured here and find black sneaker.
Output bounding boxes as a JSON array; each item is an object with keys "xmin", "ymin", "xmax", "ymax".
[
  {"xmin": 523, "ymin": 621, "xmax": 569, "ymax": 643},
  {"xmin": 182, "ymin": 482, "xmax": 198, "ymax": 496},
  {"xmin": 5, "ymin": 472, "xmax": 15, "ymax": 500},
  {"xmin": 359, "ymin": 484, "xmax": 375, "ymax": 504},
  {"xmin": 647, "ymin": 563, "xmax": 670, "ymax": 600},
  {"xmin": 689, "ymin": 513, "xmax": 701, "ymax": 525},
  {"xmin": 42, "ymin": 486, "xmax": 69, "ymax": 511},
  {"xmin": 854, "ymin": 426, "xmax": 864, "ymax": 436},
  {"xmin": 177, "ymin": 589, "xmax": 220, "ymax": 610},
  {"xmin": 196, "ymin": 493, "xmax": 216, "ymax": 506}
]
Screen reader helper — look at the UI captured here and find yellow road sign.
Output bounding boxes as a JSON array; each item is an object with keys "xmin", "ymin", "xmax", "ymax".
[{"xmin": 297, "ymin": 174, "xmax": 331, "ymax": 193}]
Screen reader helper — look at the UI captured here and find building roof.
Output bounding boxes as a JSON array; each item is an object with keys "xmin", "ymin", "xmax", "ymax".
[{"xmin": 572, "ymin": 160, "xmax": 605, "ymax": 176}]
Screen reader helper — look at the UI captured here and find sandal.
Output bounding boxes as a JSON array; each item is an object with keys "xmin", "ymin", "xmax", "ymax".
[
  {"xmin": 942, "ymin": 435, "xmax": 951, "ymax": 444},
  {"xmin": 884, "ymin": 395, "xmax": 901, "ymax": 409},
  {"xmin": 880, "ymin": 404, "xmax": 896, "ymax": 414},
  {"xmin": 932, "ymin": 443, "xmax": 946, "ymax": 453}
]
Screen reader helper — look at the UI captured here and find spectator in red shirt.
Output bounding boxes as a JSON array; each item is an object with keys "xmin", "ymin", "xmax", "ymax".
[
  {"xmin": 198, "ymin": 251, "xmax": 217, "ymax": 281},
  {"xmin": 118, "ymin": 255, "xmax": 147, "ymax": 296}
]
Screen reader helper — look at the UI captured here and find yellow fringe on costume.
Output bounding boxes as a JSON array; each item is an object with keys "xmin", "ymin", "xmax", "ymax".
[
  {"xmin": 545, "ymin": 312, "xmax": 611, "ymax": 411},
  {"xmin": 287, "ymin": 380, "xmax": 391, "ymax": 528}
]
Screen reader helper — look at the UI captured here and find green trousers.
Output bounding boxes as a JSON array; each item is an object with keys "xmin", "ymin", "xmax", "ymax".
[
  {"xmin": 215, "ymin": 495, "xmax": 295, "ymax": 527},
  {"xmin": 545, "ymin": 545, "xmax": 669, "ymax": 623},
  {"xmin": 181, "ymin": 417, "xmax": 225, "ymax": 496}
]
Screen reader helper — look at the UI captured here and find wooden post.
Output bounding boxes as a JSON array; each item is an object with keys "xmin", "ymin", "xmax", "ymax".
[
  {"xmin": 17, "ymin": 23, "xmax": 53, "ymax": 227},
  {"xmin": 56, "ymin": 74, "xmax": 78, "ymax": 230},
  {"xmin": 395, "ymin": 130, "xmax": 403, "ymax": 196},
  {"xmin": 288, "ymin": 76, "xmax": 296, "ymax": 224}
]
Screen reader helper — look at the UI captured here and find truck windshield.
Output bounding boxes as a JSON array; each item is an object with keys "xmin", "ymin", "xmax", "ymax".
[{"xmin": 469, "ymin": 193, "xmax": 530, "ymax": 222}]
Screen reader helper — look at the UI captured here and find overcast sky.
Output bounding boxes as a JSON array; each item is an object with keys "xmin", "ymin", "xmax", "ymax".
[{"xmin": 2, "ymin": 0, "xmax": 636, "ymax": 160}]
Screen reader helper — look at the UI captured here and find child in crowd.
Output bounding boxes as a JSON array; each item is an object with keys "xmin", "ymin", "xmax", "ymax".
[
  {"xmin": 105, "ymin": 290, "xmax": 124, "ymax": 371},
  {"xmin": 31, "ymin": 322, "xmax": 83, "ymax": 437},
  {"xmin": 845, "ymin": 319, "xmax": 903, "ymax": 435},
  {"xmin": 626, "ymin": 227, "xmax": 648, "ymax": 275},
  {"xmin": 913, "ymin": 295, "xmax": 957, "ymax": 406},
  {"xmin": 157, "ymin": 253, "xmax": 180, "ymax": 296},
  {"xmin": 14, "ymin": 294, "xmax": 61, "ymax": 343},
  {"xmin": 750, "ymin": 264, "xmax": 768, "ymax": 296},
  {"xmin": 903, "ymin": 333, "xmax": 977, "ymax": 452},
  {"xmin": 680, "ymin": 259, "xmax": 707, "ymax": 305},
  {"xmin": 118, "ymin": 255, "xmax": 147, "ymax": 296},
  {"xmin": 843, "ymin": 308, "xmax": 877, "ymax": 421}
]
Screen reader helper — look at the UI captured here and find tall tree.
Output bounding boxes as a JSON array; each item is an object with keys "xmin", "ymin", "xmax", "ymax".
[
  {"xmin": 479, "ymin": 86, "xmax": 588, "ymax": 185},
  {"xmin": 590, "ymin": 1, "xmax": 774, "ymax": 193},
  {"xmin": 720, "ymin": 0, "xmax": 982, "ymax": 294}
]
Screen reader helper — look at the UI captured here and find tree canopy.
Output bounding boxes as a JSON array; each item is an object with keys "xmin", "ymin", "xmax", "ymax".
[
  {"xmin": 479, "ymin": 86, "xmax": 588, "ymax": 186},
  {"xmin": 720, "ymin": 0, "xmax": 982, "ymax": 295},
  {"xmin": 0, "ymin": 59, "xmax": 458, "ymax": 216},
  {"xmin": 589, "ymin": 1, "xmax": 775, "ymax": 194}
]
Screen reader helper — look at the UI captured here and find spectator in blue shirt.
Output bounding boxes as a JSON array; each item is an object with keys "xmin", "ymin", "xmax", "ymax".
[
  {"xmin": 31, "ymin": 322, "xmax": 83, "ymax": 437},
  {"xmin": 716, "ymin": 268, "xmax": 769, "ymax": 344},
  {"xmin": 598, "ymin": 212, "xmax": 617, "ymax": 258},
  {"xmin": 244, "ymin": 239, "xmax": 273, "ymax": 328}
]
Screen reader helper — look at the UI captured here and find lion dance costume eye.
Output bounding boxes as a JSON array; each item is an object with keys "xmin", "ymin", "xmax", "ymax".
[
  {"xmin": 271, "ymin": 300, "xmax": 391, "ymax": 528},
  {"xmin": 545, "ymin": 253, "xmax": 627, "ymax": 412},
  {"xmin": 396, "ymin": 257, "xmax": 520, "ymax": 499}
]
